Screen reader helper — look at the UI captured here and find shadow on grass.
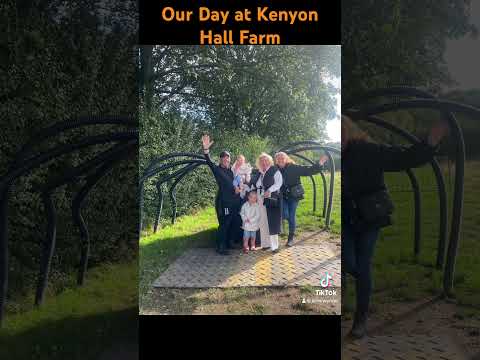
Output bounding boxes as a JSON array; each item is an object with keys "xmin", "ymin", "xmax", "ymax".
[
  {"xmin": 140, "ymin": 228, "xmax": 217, "ymax": 273},
  {"xmin": 141, "ymin": 228, "xmax": 247, "ymax": 288},
  {"xmin": 0, "ymin": 307, "xmax": 138, "ymax": 360}
]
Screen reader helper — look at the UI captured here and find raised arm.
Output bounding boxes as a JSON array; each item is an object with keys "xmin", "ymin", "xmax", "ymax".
[
  {"xmin": 295, "ymin": 155, "xmax": 329, "ymax": 176},
  {"xmin": 376, "ymin": 120, "xmax": 448, "ymax": 172},
  {"xmin": 201, "ymin": 134, "xmax": 215, "ymax": 167}
]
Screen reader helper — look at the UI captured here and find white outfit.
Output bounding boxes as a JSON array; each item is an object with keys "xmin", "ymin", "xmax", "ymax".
[
  {"xmin": 255, "ymin": 166, "xmax": 283, "ymax": 251},
  {"xmin": 240, "ymin": 202, "xmax": 261, "ymax": 231},
  {"xmin": 257, "ymin": 193, "xmax": 271, "ymax": 248}
]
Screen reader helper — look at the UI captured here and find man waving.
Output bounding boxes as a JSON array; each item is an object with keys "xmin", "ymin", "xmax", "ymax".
[{"xmin": 202, "ymin": 135, "xmax": 242, "ymax": 255}]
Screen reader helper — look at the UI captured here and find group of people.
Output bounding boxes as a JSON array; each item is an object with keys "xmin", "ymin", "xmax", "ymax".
[
  {"xmin": 201, "ymin": 135, "xmax": 328, "ymax": 255},
  {"xmin": 201, "ymin": 116, "xmax": 448, "ymax": 339}
]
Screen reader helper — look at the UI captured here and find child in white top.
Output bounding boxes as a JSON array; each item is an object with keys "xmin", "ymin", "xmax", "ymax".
[{"xmin": 240, "ymin": 191, "xmax": 261, "ymax": 253}]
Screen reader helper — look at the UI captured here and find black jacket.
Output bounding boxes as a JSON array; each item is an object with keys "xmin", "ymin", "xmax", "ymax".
[
  {"xmin": 279, "ymin": 163, "xmax": 323, "ymax": 198},
  {"xmin": 204, "ymin": 152, "xmax": 241, "ymax": 208},
  {"xmin": 342, "ymin": 140, "xmax": 437, "ymax": 230}
]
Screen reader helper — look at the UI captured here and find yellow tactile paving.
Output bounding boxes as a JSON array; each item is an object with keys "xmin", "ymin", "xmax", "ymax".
[
  {"xmin": 153, "ymin": 244, "xmax": 341, "ymax": 288},
  {"xmin": 254, "ymin": 254, "xmax": 272, "ymax": 286}
]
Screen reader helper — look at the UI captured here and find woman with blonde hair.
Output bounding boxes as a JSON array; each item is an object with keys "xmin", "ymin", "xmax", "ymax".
[
  {"xmin": 251, "ymin": 152, "xmax": 283, "ymax": 251},
  {"xmin": 275, "ymin": 151, "xmax": 328, "ymax": 246},
  {"xmin": 342, "ymin": 115, "xmax": 448, "ymax": 338}
]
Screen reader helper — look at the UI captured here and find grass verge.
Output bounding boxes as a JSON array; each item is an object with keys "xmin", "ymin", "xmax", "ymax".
[{"xmin": 0, "ymin": 261, "xmax": 138, "ymax": 360}]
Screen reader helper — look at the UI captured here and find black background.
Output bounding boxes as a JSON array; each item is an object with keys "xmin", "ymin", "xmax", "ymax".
[
  {"xmin": 140, "ymin": 315, "xmax": 341, "ymax": 356},
  {"xmin": 139, "ymin": 0, "xmax": 341, "ymax": 44}
]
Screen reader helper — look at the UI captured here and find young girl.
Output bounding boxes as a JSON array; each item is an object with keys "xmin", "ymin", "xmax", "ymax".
[
  {"xmin": 240, "ymin": 190, "xmax": 261, "ymax": 253},
  {"xmin": 232, "ymin": 155, "xmax": 252, "ymax": 197}
]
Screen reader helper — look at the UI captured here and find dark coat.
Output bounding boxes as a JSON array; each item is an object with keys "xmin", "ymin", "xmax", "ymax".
[
  {"xmin": 204, "ymin": 153, "xmax": 241, "ymax": 209},
  {"xmin": 342, "ymin": 140, "xmax": 437, "ymax": 231},
  {"xmin": 251, "ymin": 166, "xmax": 283, "ymax": 235},
  {"xmin": 279, "ymin": 163, "xmax": 323, "ymax": 199}
]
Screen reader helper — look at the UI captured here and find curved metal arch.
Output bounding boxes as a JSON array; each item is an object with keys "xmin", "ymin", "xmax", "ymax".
[
  {"xmin": 140, "ymin": 158, "xmax": 206, "ymax": 185},
  {"xmin": 284, "ymin": 151, "xmax": 328, "ymax": 217},
  {"xmin": 14, "ymin": 116, "xmax": 136, "ymax": 165},
  {"xmin": 280, "ymin": 142, "xmax": 341, "ymax": 155},
  {"xmin": 345, "ymin": 98, "xmax": 476, "ymax": 295},
  {"xmin": 139, "ymin": 159, "xmax": 207, "ymax": 232},
  {"xmin": 34, "ymin": 141, "xmax": 136, "ymax": 306},
  {"xmin": 153, "ymin": 182, "xmax": 164, "ymax": 234},
  {"xmin": 143, "ymin": 153, "xmax": 206, "ymax": 174},
  {"xmin": 405, "ymin": 169, "xmax": 422, "ymax": 258},
  {"xmin": 0, "ymin": 131, "xmax": 137, "ymax": 324},
  {"xmin": 286, "ymin": 146, "xmax": 337, "ymax": 228},
  {"xmin": 169, "ymin": 162, "xmax": 205, "ymax": 225},
  {"xmin": 345, "ymin": 87, "xmax": 456, "ymax": 269},
  {"xmin": 359, "ymin": 115, "xmax": 448, "ymax": 266},
  {"xmin": 283, "ymin": 152, "xmax": 320, "ymax": 213},
  {"xmin": 279, "ymin": 144, "xmax": 338, "ymax": 221},
  {"xmin": 2, "ymin": 132, "xmax": 137, "ymax": 187},
  {"xmin": 343, "ymin": 86, "xmax": 439, "ymax": 109},
  {"xmin": 71, "ymin": 142, "xmax": 137, "ymax": 288}
]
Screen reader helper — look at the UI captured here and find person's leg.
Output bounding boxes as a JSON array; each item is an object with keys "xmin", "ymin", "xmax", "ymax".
[
  {"xmin": 242, "ymin": 231, "xmax": 249, "ymax": 253},
  {"xmin": 354, "ymin": 228, "xmax": 379, "ymax": 314},
  {"xmin": 270, "ymin": 234, "xmax": 279, "ymax": 251},
  {"xmin": 286, "ymin": 200, "xmax": 299, "ymax": 246},
  {"xmin": 341, "ymin": 223, "xmax": 358, "ymax": 277},
  {"xmin": 282, "ymin": 200, "xmax": 290, "ymax": 234},
  {"xmin": 220, "ymin": 212, "xmax": 233, "ymax": 253},
  {"xmin": 351, "ymin": 227, "xmax": 379, "ymax": 338},
  {"xmin": 342, "ymin": 222, "xmax": 357, "ymax": 325},
  {"xmin": 225, "ymin": 207, "xmax": 239, "ymax": 249},
  {"xmin": 250, "ymin": 232, "xmax": 256, "ymax": 250},
  {"xmin": 231, "ymin": 205, "xmax": 243, "ymax": 246},
  {"xmin": 216, "ymin": 214, "xmax": 225, "ymax": 252}
]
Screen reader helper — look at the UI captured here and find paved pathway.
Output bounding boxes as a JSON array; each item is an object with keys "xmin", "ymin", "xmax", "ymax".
[
  {"xmin": 154, "ymin": 242, "xmax": 340, "ymax": 288},
  {"xmin": 341, "ymin": 297, "xmax": 475, "ymax": 359},
  {"xmin": 342, "ymin": 333, "xmax": 467, "ymax": 359}
]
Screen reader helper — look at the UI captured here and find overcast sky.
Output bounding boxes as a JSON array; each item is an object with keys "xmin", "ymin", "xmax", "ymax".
[
  {"xmin": 444, "ymin": 1, "xmax": 480, "ymax": 90},
  {"xmin": 326, "ymin": 75, "xmax": 341, "ymax": 142}
]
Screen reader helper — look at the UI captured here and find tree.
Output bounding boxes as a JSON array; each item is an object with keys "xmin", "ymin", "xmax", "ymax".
[
  {"xmin": 342, "ymin": 0, "xmax": 476, "ymax": 103},
  {"xmin": 139, "ymin": 45, "xmax": 340, "ymax": 145}
]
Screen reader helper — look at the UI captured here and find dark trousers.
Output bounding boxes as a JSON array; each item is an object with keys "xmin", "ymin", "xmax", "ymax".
[
  {"xmin": 342, "ymin": 222, "xmax": 379, "ymax": 314},
  {"xmin": 282, "ymin": 198, "xmax": 299, "ymax": 235},
  {"xmin": 217, "ymin": 206, "xmax": 241, "ymax": 251}
]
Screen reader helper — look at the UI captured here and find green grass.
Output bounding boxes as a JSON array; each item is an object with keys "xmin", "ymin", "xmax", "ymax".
[
  {"xmin": 297, "ymin": 173, "xmax": 341, "ymax": 234},
  {"xmin": 344, "ymin": 160, "xmax": 480, "ymax": 315},
  {"xmin": 140, "ymin": 172, "xmax": 341, "ymax": 311},
  {"xmin": 0, "ymin": 261, "xmax": 138, "ymax": 360}
]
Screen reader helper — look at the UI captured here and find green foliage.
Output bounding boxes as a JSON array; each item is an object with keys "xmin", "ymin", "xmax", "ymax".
[
  {"xmin": 140, "ymin": 108, "xmax": 274, "ymax": 229},
  {"xmin": 1, "ymin": 1, "xmax": 138, "ymax": 302},
  {"xmin": 342, "ymin": 0, "xmax": 476, "ymax": 102},
  {"xmin": 0, "ymin": 261, "xmax": 138, "ymax": 360},
  {"xmin": 140, "ymin": 173, "xmax": 341, "ymax": 311},
  {"xmin": 139, "ymin": 46, "xmax": 340, "ymax": 229},
  {"xmin": 139, "ymin": 45, "xmax": 339, "ymax": 144}
]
